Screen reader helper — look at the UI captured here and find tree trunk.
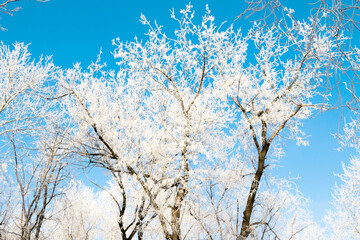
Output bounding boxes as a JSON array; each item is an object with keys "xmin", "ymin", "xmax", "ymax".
[
  {"xmin": 170, "ymin": 187, "xmax": 187, "ymax": 240},
  {"xmin": 169, "ymin": 141, "xmax": 190, "ymax": 240},
  {"xmin": 238, "ymin": 144, "xmax": 269, "ymax": 239}
]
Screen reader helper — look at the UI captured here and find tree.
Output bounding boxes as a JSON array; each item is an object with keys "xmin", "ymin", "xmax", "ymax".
[
  {"xmin": 57, "ymin": 60, "xmax": 164, "ymax": 239},
  {"xmin": 0, "ymin": 42, "xmax": 69, "ymax": 239},
  {"xmin": 326, "ymin": 156, "xmax": 360, "ymax": 238},
  {"xmin": 217, "ymin": 10, "xmax": 338, "ymax": 239},
  {"xmin": 0, "ymin": 42, "xmax": 55, "ymax": 137},
  {"xmin": 239, "ymin": 0, "xmax": 360, "ymax": 117},
  {"xmin": 43, "ymin": 180, "xmax": 102, "ymax": 240},
  {"xmin": 2, "ymin": 130, "xmax": 68, "ymax": 240},
  {"xmin": 55, "ymin": 4, "xmax": 332, "ymax": 239},
  {"xmin": 0, "ymin": 2, "xmax": 346, "ymax": 239},
  {"xmin": 324, "ymin": 114, "xmax": 360, "ymax": 238},
  {"xmin": 44, "ymin": 177, "xmax": 158, "ymax": 240},
  {"xmin": 0, "ymin": 42, "xmax": 53, "ymax": 226},
  {"xmin": 57, "ymin": 5, "xmax": 238, "ymax": 239}
]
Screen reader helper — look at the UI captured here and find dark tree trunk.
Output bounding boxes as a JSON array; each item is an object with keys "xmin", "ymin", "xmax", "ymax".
[{"xmin": 238, "ymin": 143, "xmax": 269, "ymax": 239}]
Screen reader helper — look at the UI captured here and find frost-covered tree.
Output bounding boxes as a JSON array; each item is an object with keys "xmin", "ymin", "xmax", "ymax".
[
  {"xmin": 57, "ymin": 60, "xmax": 164, "ymax": 239},
  {"xmin": 2, "ymin": 130, "xmax": 68, "ymax": 239},
  {"xmin": 237, "ymin": 1, "xmax": 360, "ymax": 237},
  {"xmin": 325, "ymin": 116, "xmax": 360, "ymax": 238},
  {"xmin": 216, "ymin": 9, "xmax": 338, "ymax": 240},
  {"xmin": 0, "ymin": 43, "xmax": 69, "ymax": 239},
  {"xmin": 43, "ymin": 181, "xmax": 102, "ymax": 240},
  {"xmin": 239, "ymin": 0, "xmax": 360, "ymax": 116},
  {"xmin": 55, "ymin": 4, "xmax": 331, "ymax": 240},
  {"xmin": 44, "ymin": 175, "xmax": 322, "ymax": 240},
  {"xmin": 57, "ymin": 5, "xmax": 240, "ymax": 239},
  {"xmin": 0, "ymin": 43, "xmax": 54, "ymax": 137},
  {"xmin": 326, "ymin": 156, "xmax": 360, "ymax": 239},
  {"xmin": 45, "ymin": 179, "xmax": 155, "ymax": 240},
  {"xmin": 0, "ymin": 1, "xmax": 353, "ymax": 239}
]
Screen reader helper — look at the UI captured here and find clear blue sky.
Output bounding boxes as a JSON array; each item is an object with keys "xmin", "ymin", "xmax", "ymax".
[{"xmin": 1, "ymin": 0, "xmax": 355, "ymax": 223}]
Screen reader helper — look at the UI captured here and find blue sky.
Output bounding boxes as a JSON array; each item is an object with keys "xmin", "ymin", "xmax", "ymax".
[{"xmin": 1, "ymin": 0, "xmax": 355, "ymax": 222}]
